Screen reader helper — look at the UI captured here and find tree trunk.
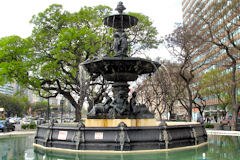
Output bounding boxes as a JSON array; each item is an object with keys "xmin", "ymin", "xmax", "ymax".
[
  {"xmin": 199, "ymin": 109, "xmax": 203, "ymax": 118},
  {"xmin": 156, "ymin": 107, "xmax": 162, "ymax": 120},
  {"xmin": 62, "ymin": 92, "xmax": 83, "ymax": 122},
  {"xmin": 87, "ymin": 96, "xmax": 94, "ymax": 113},
  {"xmin": 186, "ymin": 86, "xmax": 193, "ymax": 122},
  {"xmin": 187, "ymin": 108, "xmax": 192, "ymax": 122},
  {"xmin": 75, "ymin": 106, "xmax": 81, "ymax": 122},
  {"xmin": 178, "ymin": 99, "xmax": 191, "ymax": 122},
  {"xmin": 231, "ymin": 104, "xmax": 239, "ymax": 131},
  {"xmin": 168, "ymin": 102, "xmax": 174, "ymax": 120},
  {"xmin": 230, "ymin": 61, "xmax": 237, "ymax": 131}
]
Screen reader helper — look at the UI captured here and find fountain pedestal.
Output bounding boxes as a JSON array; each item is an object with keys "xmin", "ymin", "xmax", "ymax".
[{"xmin": 85, "ymin": 119, "xmax": 158, "ymax": 127}]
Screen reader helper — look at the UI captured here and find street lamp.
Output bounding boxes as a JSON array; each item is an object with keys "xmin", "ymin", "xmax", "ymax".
[{"xmin": 60, "ymin": 99, "xmax": 64, "ymax": 123}]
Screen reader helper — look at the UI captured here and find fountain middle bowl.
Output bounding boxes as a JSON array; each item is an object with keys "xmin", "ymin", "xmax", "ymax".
[{"xmin": 81, "ymin": 57, "xmax": 160, "ymax": 82}]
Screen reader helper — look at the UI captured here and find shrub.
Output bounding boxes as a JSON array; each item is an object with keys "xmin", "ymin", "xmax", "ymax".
[
  {"xmin": 204, "ymin": 123, "xmax": 214, "ymax": 128},
  {"xmin": 21, "ymin": 123, "xmax": 37, "ymax": 129},
  {"xmin": 21, "ymin": 124, "xmax": 28, "ymax": 129},
  {"xmin": 29, "ymin": 123, "xmax": 37, "ymax": 129}
]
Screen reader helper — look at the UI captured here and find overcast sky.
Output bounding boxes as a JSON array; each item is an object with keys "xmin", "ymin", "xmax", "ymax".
[{"xmin": 0, "ymin": 0, "xmax": 182, "ymax": 60}]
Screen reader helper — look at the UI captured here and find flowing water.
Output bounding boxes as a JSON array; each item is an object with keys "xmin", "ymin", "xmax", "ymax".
[{"xmin": 0, "ymin": 134, "xmax": 239, "ymax": 160}]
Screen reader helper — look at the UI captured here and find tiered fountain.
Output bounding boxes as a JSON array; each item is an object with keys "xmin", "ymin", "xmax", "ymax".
[{"xmin": 34, "ymin": 2, "xmax": 207, "ymax": 152}]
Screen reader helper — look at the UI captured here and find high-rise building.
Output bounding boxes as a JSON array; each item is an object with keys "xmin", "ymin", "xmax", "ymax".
[
  {"xmin": 182, "ymin": 0, "xmax": 240, "ymax": 117},
  {"xmin": 0, "ymin": 82, "xmax": 44, "ymax": 104},
  {"xmin": 0, "ymin": 83, "xmax": 15, "ymax": 96},
  {"xmin": 182, "ymin": 0, "xmax": 240, "ymax": 72}
]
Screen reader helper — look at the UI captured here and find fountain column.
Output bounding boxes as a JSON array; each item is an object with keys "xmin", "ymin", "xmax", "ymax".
[{"xmin": 82, "ymin": 1, "xmax": 158, "ymax": 122}]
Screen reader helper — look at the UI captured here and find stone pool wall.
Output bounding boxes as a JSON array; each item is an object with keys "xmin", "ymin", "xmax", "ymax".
[{"xmin": 34, "ymin": 122, "xmax": 207, "ymax": 151}]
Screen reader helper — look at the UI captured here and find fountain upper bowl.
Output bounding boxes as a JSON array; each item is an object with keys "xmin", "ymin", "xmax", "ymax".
[
  {"xmin": 81, "ymin": 57, "xmax": 160, "ymax": 82},
  {"xmin": 103, "ymin": 14, "xmax": 138, "ymax": 29}
]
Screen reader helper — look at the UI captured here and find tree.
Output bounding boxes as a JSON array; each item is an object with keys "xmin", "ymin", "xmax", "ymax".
[
  {"xmin": 186, "ymin": 0, "xmax": 240, "ymax": 130},
  {"xmin": 0, "ymin": 4, "xmax": 160, "ymax": 121},
  {"xmin": 0, "ymin": 93, "xmax": 28, "ymax": 117},
  {"xmin": 159, "ymin": 60, "xmax": 185, "ymax": 120},
  {"xmin": 136, "ymin": 60, "xmax": 182, "ymax": 120},
  {"xmin": 165, "ymin": 25, "xmax": 208, "ymax": 121},
  {"xmin": 136, "ymin": 74, "xmax": 167, "ymax": 120},
  {"xmin": 192, "ymin": 92, "xmax": 207, "ymax": 119},
  {"xmin": 31, "ymin": 101, "xmax": 49, "ymax": 117},
  {"xmin": 198, "ymin": 68, "xmax": 232, "ymax": 116}
]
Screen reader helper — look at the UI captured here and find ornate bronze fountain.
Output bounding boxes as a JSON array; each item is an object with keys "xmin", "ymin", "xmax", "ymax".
[
  {"xmin": 34, "ymin": 2, "xmax": 207, "ymax": 152},
  {"xmin": 82, "ymin": 1, "xmax": 159, "ymax": 120}
]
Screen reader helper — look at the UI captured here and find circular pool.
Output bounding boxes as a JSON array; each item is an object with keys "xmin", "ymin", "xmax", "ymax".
[{"xmin": 0, "ymin": 134, "xmax": 239, "ymax": 160}]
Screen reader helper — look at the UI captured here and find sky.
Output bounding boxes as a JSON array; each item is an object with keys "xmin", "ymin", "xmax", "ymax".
[{"xmin": 0, "ymin": 0, "xmax": 182, "ymax": 60}]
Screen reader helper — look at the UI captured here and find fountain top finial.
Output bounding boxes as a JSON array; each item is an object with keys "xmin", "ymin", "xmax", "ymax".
[
  {"xmin": 115, "ymin": 1, "xmax": 126, "ymax": 14},
  {"xmin": 103, "ymin": 2, "xmax": 138, "ymax": 29}
]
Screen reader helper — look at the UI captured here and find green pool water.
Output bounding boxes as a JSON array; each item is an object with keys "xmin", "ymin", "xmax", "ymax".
[{"xmin": 0, "ymin": 135, "xmax": 239, "ymax": 160}]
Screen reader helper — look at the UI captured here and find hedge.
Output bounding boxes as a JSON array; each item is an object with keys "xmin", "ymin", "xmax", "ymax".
[
  {"xmin": 21, "ymin": 123, "xmax": 37, "ymax": 129},
  {"xmin": 204, "ymin": 123, "xmax": 214, "ymax": 128}
]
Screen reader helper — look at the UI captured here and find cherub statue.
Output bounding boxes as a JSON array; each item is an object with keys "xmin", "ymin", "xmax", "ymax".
[
  {"xmin": 113, "ymin": 32, "xmax": 128, "ymax": 56},
  {"xmin": 130, "ymin": 91, "xmax": 138, "ymax": 114},
  {"xmin": 88, "ymin": 93, "xmax": 112, "ymax": 116}
]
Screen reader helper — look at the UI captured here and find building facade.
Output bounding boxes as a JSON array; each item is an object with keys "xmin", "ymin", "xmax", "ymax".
[
  {"xmin": 0, "ymin": 83, "xmax": 16, "ymax": 96},
  {"xmin": 182, "ymin": 0, "xmax": 240, "ymax": 120}
]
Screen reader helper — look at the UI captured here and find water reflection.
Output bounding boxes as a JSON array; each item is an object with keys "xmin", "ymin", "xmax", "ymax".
[
  {"xmin": 0, "ymin": 135, "xmax": 240, "ymax": 160},
  {"xmin": 0, "ymin": 135, "xmax": 34, "ymax": 160},
  {"xmin": 33, "ymin": 145, "xmax": 208, "ymax": 160},
  {"xmin": 31, "ymin": 136, "xmax": 240, "ymax": 160},
  {"xmin": 207, "ymin": 135, "xmax": 240, "ymax": 160}
]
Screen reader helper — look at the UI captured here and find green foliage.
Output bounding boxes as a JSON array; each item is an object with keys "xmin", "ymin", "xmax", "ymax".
[
  {"xmin": 127, "ymin": 12, "xmax": 160, "ymax": 55},
  {"xmin": 0, "ymin": 36, "xmax": 32, "ymax": 86},
  {"xmin": 29, "ymin": 123, "xmax": 37, "ymax": 129},
  {"xmin": 198, "ymin": 68, "xmax": 232, "ymax": 110},
  {"xmin": 204, "ymin": 123, "xmax": 214, "ymax": 128},
  {"xmin": 0, "ymin": 4, "xmax": 160, "ymax": 121},
  {"xmin": 0, "ymin": 93, "xmax": 28, "ymax": 117},
  {"xmin": 200, "ymin": 69, "xmax": 231, "ymax": 95},
  {"xmin": 31, "ymin": 101, "xmax": 49, "ymax": 113},
  {"xmin": 21, "ymin": 124, "xmax": 28, "ymax": 129},
  {"xmin": 21, "ymin": 123, "xmax": 37, "ymax": 129}
]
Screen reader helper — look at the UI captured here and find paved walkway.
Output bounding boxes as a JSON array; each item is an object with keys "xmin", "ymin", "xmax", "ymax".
[
  {"xmin": 0, "ymin": 130, "xmax": 36, "ymax": 138},
  {"xmin": 206, "ymin": 129, "xmax": 240, "ymax": 136}
]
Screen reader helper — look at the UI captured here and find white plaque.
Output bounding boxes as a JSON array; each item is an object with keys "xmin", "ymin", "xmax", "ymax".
[
  {"xmin": 94, "ymin": 132, "xmax": 103, "ymax": 139},
  {"xmin": 58, "ymin": 131, "xmax": 68, "ymax": 140},
  {"xmin": 0, "ymin": 108, "xmax": 4, "ymax": 112}
]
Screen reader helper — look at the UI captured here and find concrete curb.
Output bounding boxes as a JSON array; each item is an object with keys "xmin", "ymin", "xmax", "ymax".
[
  {"xmin": 0, "ymin": 130, "xmax": 36, "ymax": 138},
  {"xmin": 33, "ymin": 142, "xmax": 209, "ymax": 153},
  {"xmin": 206, "ymin": 129, "xmax": 240, "ymax": 136}
]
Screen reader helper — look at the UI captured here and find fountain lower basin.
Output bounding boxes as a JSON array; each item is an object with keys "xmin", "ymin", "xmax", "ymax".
[{"xmin": 34, "ymin": 121, "xmax": 207, "ymax": 152}]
